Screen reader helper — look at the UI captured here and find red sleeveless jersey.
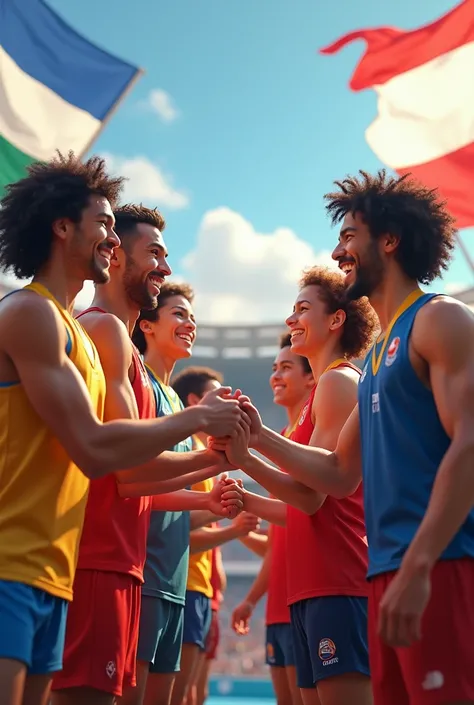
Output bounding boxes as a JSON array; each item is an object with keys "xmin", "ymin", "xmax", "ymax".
[
  {"xmin": 266, "ymin": 426, "xmax": 293, "ymax": 626},
  {"xmin": 286, "ymin": 363, "xmax": 368, "ymax": 605},
  {"xmin": 75, "ymin": 308, "xmax": 155, "ymax": 582}
]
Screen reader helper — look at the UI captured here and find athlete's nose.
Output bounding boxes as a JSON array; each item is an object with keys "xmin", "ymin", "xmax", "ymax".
[{"xmin": 332, "ymin": 241, "xmax": 345, "ymax": 262}]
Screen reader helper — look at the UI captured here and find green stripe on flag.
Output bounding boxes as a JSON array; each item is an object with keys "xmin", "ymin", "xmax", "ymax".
[{"xmin": 0, "ymin": 135, "xmax": 35, "ymax": 195}]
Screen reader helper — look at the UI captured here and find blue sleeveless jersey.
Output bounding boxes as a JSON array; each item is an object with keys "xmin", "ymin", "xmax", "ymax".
[
  {"xmin": 142, "ymin": 369, "xmax": 192, "ymax": 605},
  {"xmin": 358, "ymin": 292, "xmax": 474, "ymax": 578}
]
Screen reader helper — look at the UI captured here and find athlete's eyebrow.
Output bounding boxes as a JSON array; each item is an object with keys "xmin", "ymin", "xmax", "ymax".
[
  {"xmin": 172, "ymin": 305, "xmax": 195, "ymax": 321},
  {"xmin": 338, "ymin": 226, "xmax": 356, "ymax": 242},
  {"xmin": 149, "ymin": 241, "xmax": 169, "ymax": 258},
  {"xmin": 295, "ymin": 299, "xmax": 311, "ymax": 307}
]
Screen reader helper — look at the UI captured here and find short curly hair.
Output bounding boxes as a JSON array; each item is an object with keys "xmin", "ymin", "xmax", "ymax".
[
  {"xmin": 299, "ymin": 266, "xmax": 377, "ymax": 359},
  {"xmin": 132, "ymin": 281, "xmax": 194, "ymax": 354},
  {"xmin": 0, "ymin": 151, "xmax": 124, "ymax": 278},
  {"xmin": 172, "ymin": 366, "xmax": 224, "ymax": 407},
  {"xmin": 324, "ymin": 170, "xmax": 456, "ymax": 284},
  {"xmin": 114, "ymin": 203, "xmax": 166, "ymax": 252},
  {"xmin": 279, "ymin": 332, "xmax": 312, "ymax": 374}
]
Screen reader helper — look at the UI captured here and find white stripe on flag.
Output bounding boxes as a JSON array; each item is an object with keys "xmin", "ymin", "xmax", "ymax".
[
  {"xmin": 366, "ymin": 40, "xmax": 474, "ymax": 169},
  {"xmin": 0, "ymin": 45, "xmax": 101, "ymax": 160}
]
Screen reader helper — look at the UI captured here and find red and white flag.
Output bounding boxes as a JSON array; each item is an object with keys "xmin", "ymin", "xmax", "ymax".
[{"xmin": 321, "ymin": 0, "xmax": 474, "ymax": 228}]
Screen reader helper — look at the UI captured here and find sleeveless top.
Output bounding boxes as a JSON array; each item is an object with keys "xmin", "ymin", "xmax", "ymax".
[
  {"xmin": 286, "ymin": 362, "xmax": 368, "ymax": 604},
  {"xmin": 358, "ymin": 290, "xmax": 474, "ymax": 577},
  {"xmin": 0, "ymin": 283, "xmax": 106, "ymax": 600},
  {"xmin": 75, "ymin": 307, "xmax": 154, "ymax": 581}
]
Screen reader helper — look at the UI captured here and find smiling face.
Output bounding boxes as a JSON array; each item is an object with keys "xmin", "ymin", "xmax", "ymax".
[
  {"xmin": 122, "ymin": 223, "xmax": 172, "ymax": 310},
  {"xmin": 286, "ymin": 285, "xmax": 344, "ymax": 357},
  {"xmin": 68, "ymin": 195, "xmax": 120, "ymax": 284},
  {"xmin": 270, "ymin": 346, "xmax": 313, "ymax": 409},
  {"xmin": 331, "ymin": 211, "xmax": 385, "ymax": 301},
  {"xmin": 142, "ymin": 294, "xmax": 196, "ymax": 362}
]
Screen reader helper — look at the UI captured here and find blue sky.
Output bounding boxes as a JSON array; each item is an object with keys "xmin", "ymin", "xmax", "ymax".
[{"xmin": 48, "ymin": 0, "xmax": 473, "ymax": 324}]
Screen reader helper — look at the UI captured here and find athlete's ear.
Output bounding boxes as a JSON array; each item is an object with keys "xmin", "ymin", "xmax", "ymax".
[
  {"xmin": 382, "ymin": 231, "xmax": 400, "ymax": 254},
  {"xmin": 52, "ymin": 218, "xmax": 70, "ymax": 240},
  {"xmin": 139, "ymin": 320, "xmax": 153, "ymax": 335},
  {"xmin": 187, "ymin": 392, "xmax": 201, "ymax": 407},
  {"xmin": 111, "ymin": 247, "xmax": 125, "ymax": 268},
  {"xmin": 329, "ymin": 309, "xmax": 346, "ymax": 331}
]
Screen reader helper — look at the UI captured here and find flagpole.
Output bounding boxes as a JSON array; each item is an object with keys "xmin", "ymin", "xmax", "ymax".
[
  {"xmin": 455, "ymin": 232, "xmax": 474, "ymax": 278},
  {"xmin": 78, "ymin": 67, "xmax": 145, "ymax": 159}
]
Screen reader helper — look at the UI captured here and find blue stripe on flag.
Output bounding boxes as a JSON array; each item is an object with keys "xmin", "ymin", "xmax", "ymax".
[{"xmin": 0, "ymin": 0, "xmax": 140, "ymax": 121}]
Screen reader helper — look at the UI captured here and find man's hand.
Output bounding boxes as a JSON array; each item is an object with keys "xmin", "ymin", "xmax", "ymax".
[
  {"xmin": 378, "ymin": 564, "xmax": 431, "ymax": 647},
  {"xmin": 231, "ymin": 600, "xmax": 254, "ymax": 635},
  {"xmin": 207, "ymin": 475, "xmax": 243, "ymax": 519},
  {"xmin": 231, "ymin": 510, "xmax": 260, "ymax": 537},
  {"xmin": 197, "ymin": 387, "xmax": 247, "ymax": 437},
  {"xmin": 238, "ymin": 395, "xmax": 263, "ymax": 447}
]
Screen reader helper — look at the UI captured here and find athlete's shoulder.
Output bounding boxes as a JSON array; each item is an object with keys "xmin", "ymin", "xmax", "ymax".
[
  {"xmin": 312, "ymin": 366, "xmax": 359, "ymax": 417},
  {"xmin": 79, "ymin": 310, "xmax": 131, "ymax": 356},
  {"xmin": 0, "ymin": 289, "xmax": 67, "ymax": 349},
  {"xmin": 412, "ymin": 295, "xmax": 474, "ymax": 360}
]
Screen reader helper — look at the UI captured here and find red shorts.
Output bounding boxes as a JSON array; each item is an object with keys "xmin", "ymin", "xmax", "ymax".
[
  {"xmin": 52, "ymin": 570, "xmax": 141, "ymax": 697},
  {"xmin": 369, "ymin": 558, "xmax": 474, "ymax": 705},
  {"xmin": 205, "ymin": 610, "xmax": 220, "ymax": 661}
]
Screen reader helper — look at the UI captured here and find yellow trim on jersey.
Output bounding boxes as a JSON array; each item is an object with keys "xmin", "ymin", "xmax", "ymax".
[{"xmin": 371, "ymin": 289, "xmax": 424, "ymax": 376}]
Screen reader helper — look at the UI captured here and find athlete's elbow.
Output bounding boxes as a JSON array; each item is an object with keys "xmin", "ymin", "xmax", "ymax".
[{"xmin": 330, "ymin": 477, "xmax": 361, "ymax": 499}]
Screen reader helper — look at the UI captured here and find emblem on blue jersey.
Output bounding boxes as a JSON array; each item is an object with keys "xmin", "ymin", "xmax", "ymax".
[
  {"xmin": 385, "ymin": 336, "xmax": 400, "ymax": 367},
  {"xmin": 360, "ymin": 363, "xmax": 368, "ymax": 383}
]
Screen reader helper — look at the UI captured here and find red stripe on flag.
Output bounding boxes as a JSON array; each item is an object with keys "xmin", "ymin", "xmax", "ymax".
[
  {"xmin": 320, "ymin": 0, "xmax": 474, "ymax": 90},
  {"xmin": 397, "ymin": 142, "xmax": 474, "ymax": 229}
]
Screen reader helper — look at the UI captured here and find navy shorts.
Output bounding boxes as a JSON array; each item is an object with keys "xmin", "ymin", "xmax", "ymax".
[
  {"xmin": 265, "ymin": 623, "xmax": 296, "ymax": 667},
  {"xmin": 183, "ymin": 590, "xmax": 212, "ymax": 650},
  {"xmin": 0, "ymin": 579, "xmax": 68, "ymax": 674},
  {"xmin": 137, "ymin": 595, "xmax": 184, "ymax": 674},
  {"xmin": 290, "ymin": 595, "xmax": 369, "ymax": 689}
]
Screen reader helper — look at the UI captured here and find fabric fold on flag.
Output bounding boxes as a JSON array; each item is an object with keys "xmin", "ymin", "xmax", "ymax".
[{"xmin": 320, "ymin": 0, "xmax": 474, "ymax": 228}]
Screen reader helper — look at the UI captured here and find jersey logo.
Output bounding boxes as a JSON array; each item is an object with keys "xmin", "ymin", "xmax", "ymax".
[
  {"xmin": 266, "ymin": 642, "xmax": 275, "ymax": 664},
  {"xmin": 385, "ymin": 336, "xmax": 400, "ymax": 367},
  {"xmin": 360, "ymin": 363, "xmax": 368, "ymax": 383},
  {"xmin": 372, "ymin": 392, "xmax": 380, "ymax": 414},
  {"xmin": 298, "ymin": 402, "xmax": 310, "ymax": 426},
  {"xmin": 318, "ymin": 638, "xmax": 339, "ymax": 666}
]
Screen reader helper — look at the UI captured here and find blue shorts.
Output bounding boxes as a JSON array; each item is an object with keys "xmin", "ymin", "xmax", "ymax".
[
  {"xmin": 137, "ymin": 595, "xmax": 184, "ymax": 674},
  {"xmin": 265, "ymin": 623, "xmax": 296, "ymax": 667},
  {"xmin": 290, "ymin": 595, "xmax": 369, "ymax": 688},
  {"xmin": 0, "ymin": 580, "xmax": 68, "ymax": 674},
  {"xmin": 182, "ymin": 590, "xmax": 211, "ymax": 650}
]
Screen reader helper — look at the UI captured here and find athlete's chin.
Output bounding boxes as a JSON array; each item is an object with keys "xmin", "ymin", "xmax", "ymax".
[{"xmin": 92, "ymin": 266, "xmax": 110, "ymax": 285}]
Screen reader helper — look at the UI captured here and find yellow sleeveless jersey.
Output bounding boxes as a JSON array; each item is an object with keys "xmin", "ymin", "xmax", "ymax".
[
  {"xmin": 0, "ymin": 283, "xmax": 106, "ymax": 601},
  {"xmin": 187, "ymin": 435, "xmax": 214, "ymax": 597}
]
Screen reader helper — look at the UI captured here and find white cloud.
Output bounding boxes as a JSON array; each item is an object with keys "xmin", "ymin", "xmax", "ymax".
[
  {"xmin": 104, "ymin": 153, "xmax": 189, "ymax": 210},
  {"xmin": 443, "ymin": 281, "xmax": 471, "ymax": 295},
  {"xmin": 141, "ymin": 89, "xmax": 180, "ymax": 123},
  {"xmin": 180, "ymin": 207, "xmax": 337, "ymax": 325}
]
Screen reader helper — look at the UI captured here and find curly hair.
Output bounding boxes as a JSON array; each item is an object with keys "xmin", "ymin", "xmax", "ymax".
[
  {"xmin": 299, "ymin": 266, "xmax": 377, "ymax": 359},
  {"xmin": 172, "ymin": 366, "xmax": 224, "ymax": 407},
  {"xmin": 0, "ymin": 151, "xmax": 124, "ymax": 279},
  {"xmin": 279, "ymin": 332, "xmax": 312, "ymax": 374},
  {"xmin": 132, "ymin": 281, "xmax": 194, "ymax": 353},
  {"xmin": 324, "ymin": 170, "xmax": 456, "ymax": 284},
  {"xmin": 114, "ymin": 204, "xmax": 166, "ymax": 252}
]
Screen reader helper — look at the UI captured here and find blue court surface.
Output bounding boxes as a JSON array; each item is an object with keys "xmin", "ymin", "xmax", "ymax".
[
  {"xmin": 208, "ymin": 677, "xmax": 275, "ymax": 704},
  {"xmin": 208, "ymin": 699, "xmax": 275, "ymax": 705}
]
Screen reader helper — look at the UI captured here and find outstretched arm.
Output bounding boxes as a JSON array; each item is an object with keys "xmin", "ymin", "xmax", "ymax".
[
  {"xmin": 1, "ymin": 295, "xmax": 243, "ymax": 480},
  {"xmin": 190, "ymin": 512, "xmax": 259, "ymax": 552},
  {"xmin": 239, "ymin": 531, "xmax": 268, "ymax": 558},
  {"xmin": 242, "ymin": 491, "xmax": 287, "ymax": 526}
]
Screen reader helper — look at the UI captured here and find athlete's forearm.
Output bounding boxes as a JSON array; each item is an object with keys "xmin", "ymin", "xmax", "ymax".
[
  {"xmin": 116, "ymin": 448, "xmax": 217, "ymax": 485},
  {"xmin": 86, "ymin": 406, "xmax": 206, "ymax": 478},
  {"xmin": 190, "ymin": 510, "xmax": 219, "ymax": 530},
  {"xmin": 242, "ymin": 453, "xmax": 324, "ymax": 515},
  {"xmin": 401, "ymin": 435, "xmax": 474, "ymax": 574},
  {"xmin": 239, "ymin": 531, "xmax": 268, "ymax": 558},
  {"xmin": 255, "ymin": 426, "xmax": 351, "ymax": 497},
  {"xmin": 243, "ymin": 491, "xmax": 286, "ymax": 526},
  {"xmin": 245, "ymin": 548, "xmax": 271, "ymax": 605},
  {"xmin": 189, "ymin": 525, "xmax": 241, "ymax": 552},
  {"xmin": 150, "ymin": 489, "xmax": 210, "ymax": 512},
  {"xmin": 116, "ymin": 463, "xmax": 221, "ymax": 497}
]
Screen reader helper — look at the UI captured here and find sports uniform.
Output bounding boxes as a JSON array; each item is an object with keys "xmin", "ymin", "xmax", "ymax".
[
  {"xmin": 137, "ymin": 368, "xmax": 192, "ymax": 674},
  {"xmin": 53, "ymin": 308, "xmax": 154, "ymax": 697},
  {"xmin": 287, "ymin": 362, "xmax": 369, "ymax": 689},
  {"xmin": 358, "ymin": 290, "xmax": 474, "ymax": 705},
  {"xmin": 204, "ymin": 545, "xmax": 223, "ymax": 661},
  {"xmin": 0, "ymin": 284, "xmax": 106, "ymax": 673}
]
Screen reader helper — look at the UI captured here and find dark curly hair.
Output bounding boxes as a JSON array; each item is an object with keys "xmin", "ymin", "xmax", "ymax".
[
  {"xmin": 279, "ymin": 332, "xmax": 312, "ymax": 374},
  {"xmin": 0, "ymin": 151, "xmax": 124, "ymax": 278},
  {"xmin": 132, "ymin": 281, "xmax": 194, "ymax": 354},
  {"xmin": 299, "ymin": 266, "xmax": 377, "ymax": 359},
  {"xmin": 172, "ymin": 366, "xmax": 224, "ymax": 407},
  {"xmin": 114, "ymin": 203, "xmax": 166, "ymax": 253},
  {"xmin": 324, "ymin": 170, "xmax": 456, "ymax": 284}
]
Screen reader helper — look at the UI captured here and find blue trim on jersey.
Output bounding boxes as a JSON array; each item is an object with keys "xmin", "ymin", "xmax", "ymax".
[
  {"xmin": 358, "ymin": 293, "xmax": 474, "ymax": 577},
  {"xmin": 65, "ymin": 328, "xmax": 72, "ymax": 357}
]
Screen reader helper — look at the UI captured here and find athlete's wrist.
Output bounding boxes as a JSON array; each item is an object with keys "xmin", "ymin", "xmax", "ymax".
[{"xmin": 399, "ymin": 549, "xmax": 434, "ymax": 577}]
